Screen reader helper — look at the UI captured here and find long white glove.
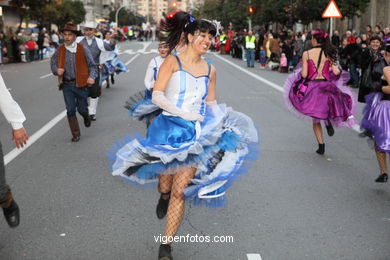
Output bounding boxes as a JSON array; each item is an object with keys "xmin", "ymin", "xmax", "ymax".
[
  {"xmin": 206, "ymin": 100, "xmax": 217, "ymax": 106},
  {"xmin": 152, "ymin": 90, "xmax": 203, "ymax": 121}
]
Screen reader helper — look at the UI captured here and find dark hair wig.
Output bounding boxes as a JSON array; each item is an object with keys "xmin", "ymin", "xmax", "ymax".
[
  {"xmin": 159, "ymin": 11, "xmax": 217, "ymax": 52},
  {"xmin": 312, "ymin": 29, "xmax": 337, "ymax": 63}
]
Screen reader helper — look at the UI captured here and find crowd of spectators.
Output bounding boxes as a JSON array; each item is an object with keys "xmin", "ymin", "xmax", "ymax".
[
  {"xmin": 0, "ymin": 28, "xmax": 61, "ymax": 64},
  {"xmin": 0, "ymin": 23, "xmax": 160, "ymax": 65},
  {"xmin": 214, "ymin": 24, "xmax": 390, "ymax": 88}
]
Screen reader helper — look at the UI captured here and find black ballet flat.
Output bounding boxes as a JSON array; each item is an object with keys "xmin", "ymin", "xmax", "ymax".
[
  {"xmin": 375, "ymin": 173, "xmax": 388, "ymax": 183},
  {"xmin": 3, "ymin": 200, "xmax": 20, "ymax": 228},
  {"xmin": 158, "ymin": 244, "xmax": 172, "ymax": 260},
  {"xmin": 326, "ymin": 120, "xmax": 334, "ymax": 137},
  {"xmin": 358, "ymin": 130, "xmax": 372, "ymax": 138},
  {"xmin": 316, "ymin": 143, "xmax": 325, "ymax": 155},
  {"xmin": 156, "ymin": 192, "xmax": 170, "ymax": 219}
]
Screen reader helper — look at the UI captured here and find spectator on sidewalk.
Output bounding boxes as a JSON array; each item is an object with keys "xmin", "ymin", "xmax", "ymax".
[
  {"xmin": 269, "ymin": 34, "xmax": 281, "ymax": 61},
  {"xmin": 25, "ymin": 38, "xmax": 37, "ymax": 62},
  {"xmin": 332, "ymin": 30, "xmax": 340, "ymax": 47},
  {"xmin": 245, "ymin": 30, "xmax": 256, "ymax": 67},
  {"xmin": 37, "ymin": 29, "xmax": 45, "ymax": 60},
  {"xmin": 358, "ymin": 35, "xmax": 385, "ymax": 103},
  {"xmin": 279, "ymin": 53, "xmax": 288, "ymax": 73},
  {"xmin": 259, "ymin": 46, "xmax": 267, "ymax": 68},
  {"xmin": 374, "ymin": 25, "xmax": 382, "ymax": 36},
  {"xmin": 51, "ymin": 30, "xmax": 59, "ymax": 48}
]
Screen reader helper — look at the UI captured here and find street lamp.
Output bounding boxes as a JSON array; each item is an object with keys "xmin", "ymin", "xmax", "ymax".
[{"xmin": 115, "ymin": 5, "xmax": 126, "ymax": 27}]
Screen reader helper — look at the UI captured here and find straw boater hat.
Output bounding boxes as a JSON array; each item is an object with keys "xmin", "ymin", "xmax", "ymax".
[{"xmin": 61, "ymin": 21, "xmax": 81, "ymax": 35}]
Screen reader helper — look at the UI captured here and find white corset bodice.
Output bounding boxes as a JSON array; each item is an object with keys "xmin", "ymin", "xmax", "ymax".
[{"xmin": 163, "ymin": 56, "xmax": 210, "ymax": 116}]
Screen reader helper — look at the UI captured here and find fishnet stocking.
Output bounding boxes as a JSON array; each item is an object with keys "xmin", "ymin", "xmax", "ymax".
[
  {"xmin": 163, "ymin": 167, "xmax": 196, "ymax": 242},
  {"xmin": 375, "ymin": 144, "xmax": 387, "ymax": 174},
  {"xmin": 159, "ymin": 174, "xmax": 173, "ymax": 199}
]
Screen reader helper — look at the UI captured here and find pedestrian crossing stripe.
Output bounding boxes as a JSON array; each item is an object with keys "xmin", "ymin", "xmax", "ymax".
[{"xmin": 247, "ymin": 253, "xmax": 262, "ymax": 260}]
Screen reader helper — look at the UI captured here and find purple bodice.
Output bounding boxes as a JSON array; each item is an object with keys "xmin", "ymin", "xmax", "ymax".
[{"xmin": 307, "ymin": 59, "xmax": 331, "ymax": 80}]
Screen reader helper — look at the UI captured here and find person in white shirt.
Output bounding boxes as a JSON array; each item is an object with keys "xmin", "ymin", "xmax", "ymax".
[
  {"xmin": 144, "ymin": 39, "xmax": 170, "ymax": 91},
  {"xmin": 51, "ymin": 31, "xmax": 60, "ymax": 48},
  {"xmin": 76, "ymin": 22, "xmax": 116, "ymax": 121},
  {"xmin": 125, "ymin": 39, "xmax": 169, "ymax": 126},
  {"xmin": 0, "ymin": 72, "xmax": 28, "ymax": 228}
]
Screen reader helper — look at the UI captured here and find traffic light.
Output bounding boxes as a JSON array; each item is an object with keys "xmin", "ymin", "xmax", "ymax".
[
  {"xmin": 167, "ymin": 11, "xmax": 178, "ymax": 18},
  {"xmin": 248, "ymin": 6, "xmax": 254, "ymax": 14},
  {"xmin": 172, "ymin": 1, "xmax": 177, "ymax": 8}
]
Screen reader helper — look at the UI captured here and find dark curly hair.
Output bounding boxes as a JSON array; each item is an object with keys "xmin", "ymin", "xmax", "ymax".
[{"xmin": 159, "ymin": 11, "xmax": 217, "ymax": 52}]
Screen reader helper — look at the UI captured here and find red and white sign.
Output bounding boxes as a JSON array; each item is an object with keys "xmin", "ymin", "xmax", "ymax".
[{"xmin": 322, "ymin": 0, "xmax": 343, "ymax": 18}]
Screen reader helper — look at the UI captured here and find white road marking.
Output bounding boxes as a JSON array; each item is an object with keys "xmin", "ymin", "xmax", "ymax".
[
  {"xmin": 141, "ymin": 42, "xmax": 152, "ymax": 52},
  {"xmin": 4, "ymin": 110, "xmax": 67, "ymax": 165},
  {"xmin": 125, "ymin": 54, "xmax": 140, "ymax": 65},
  {"xmin": 247, "ymin": 253, "xmax": 262, "ymax": 260},
  {"xmin": 40, "ymin": 73, "xmax": 53, "ymax": 79},
  {"xmin": 4, "ymin": 51, "xmax": 142, "ymax": 165},
  {"xmin": 213, "ymin": 53, "xmax": 361, "ymax": 133},
  {"xmin": 213, "ymin": 53, "xmax": 283, "ymax": 92}
]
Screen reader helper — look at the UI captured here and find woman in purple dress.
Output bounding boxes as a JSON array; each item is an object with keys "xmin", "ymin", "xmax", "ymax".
[
  {"xmin": 284, "ymin": 30, "xmax": 357, "ymax": 154},
  {"xmin": 361, "ymin": 45, "xmax": 390, "ymax": 183}
]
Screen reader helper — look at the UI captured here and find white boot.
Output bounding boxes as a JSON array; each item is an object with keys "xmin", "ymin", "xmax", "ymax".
[{"xmin": 88, "ymin": 97, "xmax": 99, "ymax": 120}]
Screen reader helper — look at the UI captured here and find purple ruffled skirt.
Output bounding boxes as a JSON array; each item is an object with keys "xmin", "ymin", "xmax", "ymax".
[
  {"xmin": 361, "ymin": 92, "xmax": 390, "ymax": 153},
  {"xmin": 284, "ymin": 65, "xmax": 357, "ymax": 127}
]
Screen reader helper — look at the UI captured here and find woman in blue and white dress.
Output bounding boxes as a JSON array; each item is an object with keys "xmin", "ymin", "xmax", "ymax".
[
  {"xmin": 101, "ymin": 31, "xmax": 128, "ymax": 88},
  {"xmin": 108, "ymin": 12, "xmax": 258, "ymax": 260},
  {"xmin": 125, "ymin": 39, "xmax": 170, "ymax": 126}
]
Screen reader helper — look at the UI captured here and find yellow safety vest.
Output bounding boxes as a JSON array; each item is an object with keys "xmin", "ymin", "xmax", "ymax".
[
  {"xmin": 220, "ymin": 34, "xmax": 226, "ymax": 44},
  {"xmin": 245, "ymin": 36, "xmax": 256, "ymax": 49}
]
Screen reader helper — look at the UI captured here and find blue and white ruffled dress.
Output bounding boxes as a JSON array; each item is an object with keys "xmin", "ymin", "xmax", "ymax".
[
  {"xmin": 101, "ymin": 46, "xmax": 129, "ymax": 82},
  {"xmin": 109, "ymin": 56, "xmax": 259, "ymax": 207}
]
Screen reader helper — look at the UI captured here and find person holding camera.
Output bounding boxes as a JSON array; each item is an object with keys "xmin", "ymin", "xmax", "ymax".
[{"xmin": 50, "ymin": 21, "xmax": 97, "ymax": 142}]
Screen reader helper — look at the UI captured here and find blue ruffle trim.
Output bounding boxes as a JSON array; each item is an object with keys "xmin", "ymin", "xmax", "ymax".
[{"xmin": 107, "ymin": 130, "xmax": 260, "ymax": 208}]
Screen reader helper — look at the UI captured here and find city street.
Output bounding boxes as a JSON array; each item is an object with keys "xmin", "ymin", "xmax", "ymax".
[{"xmin": 0, "ymin": 41, "xmax": 389, "ymax": 260}]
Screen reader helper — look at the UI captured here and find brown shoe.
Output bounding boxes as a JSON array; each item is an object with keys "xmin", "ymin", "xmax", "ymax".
[{"xmin": 67, "ymin": 116, "xmax": 81, "ymax": 142}]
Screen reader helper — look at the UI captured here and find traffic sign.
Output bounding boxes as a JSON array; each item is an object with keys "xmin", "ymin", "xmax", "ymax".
[{"xmin": 322, "ymin": 0, "xmax": 342, "ymax": 18}]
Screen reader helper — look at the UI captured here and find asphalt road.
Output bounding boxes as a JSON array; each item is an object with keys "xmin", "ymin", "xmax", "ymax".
[{"xmin": 0, "ymin": 41, "xmax": 389, "ymax": 260}]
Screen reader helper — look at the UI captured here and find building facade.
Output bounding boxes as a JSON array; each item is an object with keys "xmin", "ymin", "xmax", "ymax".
[{"xmin": 136, "ymin": 0, "xmax": 204, "ymax": 24}]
